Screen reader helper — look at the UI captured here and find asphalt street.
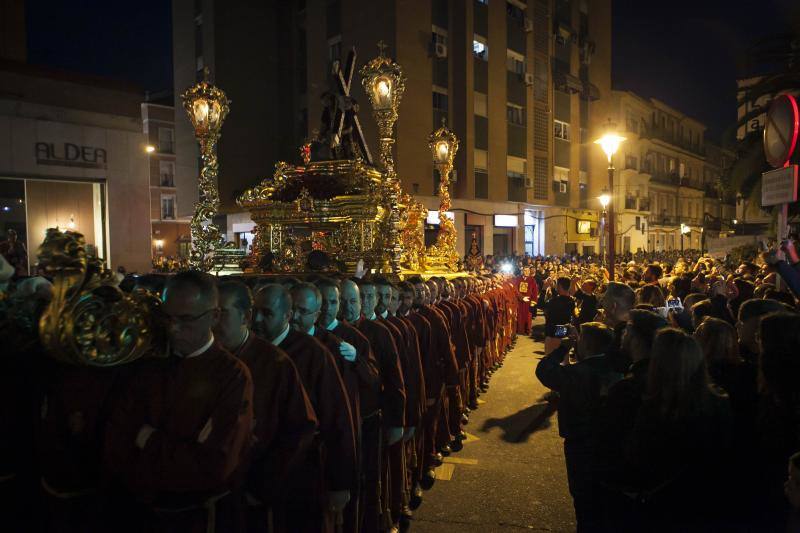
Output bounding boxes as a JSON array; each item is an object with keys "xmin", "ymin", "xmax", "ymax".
[{"xmin": 412, "ymin": 317, "xmax": 576, "ymax": 532}]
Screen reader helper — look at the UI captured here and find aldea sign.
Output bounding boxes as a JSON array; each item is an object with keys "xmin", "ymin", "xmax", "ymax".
[{"xmin": 35, "ymin": 142, "xmax": 107, "ymax": 169}]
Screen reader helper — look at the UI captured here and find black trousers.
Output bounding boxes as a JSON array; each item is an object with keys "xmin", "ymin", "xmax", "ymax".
[{"xmin": 563, "ymin": 438, "xmax": 601, "ymax": 533}]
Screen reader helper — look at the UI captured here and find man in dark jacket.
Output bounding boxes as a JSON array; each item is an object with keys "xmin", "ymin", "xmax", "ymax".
[{"xmin": 536, "ymin": 322, "xmax": 621, "ymax": 532}]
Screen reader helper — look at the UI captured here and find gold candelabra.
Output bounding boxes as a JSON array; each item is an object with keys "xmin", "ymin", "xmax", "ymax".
[
  {"xmin": 426, "ymin": 119, "xmax": 460, "ymax": 271},
  {"xmin": 359, "ymin": 41, "xmax": 405, "ymax": 274},
  {"xmin": 180, "ymin": 68, "xmax": 230, "ymax": 271}
]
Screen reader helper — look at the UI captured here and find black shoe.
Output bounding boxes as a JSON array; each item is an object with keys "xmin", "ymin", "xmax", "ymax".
[
  {"xmin": 433, "ymin": 452, "xmax": 444, "ymax": 465},
  {"xmin": 440, "ymin": 443, "xmax": 452, "ymax": 456},
  {"xmin": 461, "ymin": 413, "xmax": 469, "ymax": 425},
  {"xmin": 409, "ymin": 485, "xmax": 424, "ymax": 509},
  {"xmin": 450, "ymin": 438, "xmax": 464, "ymax": 452},
  {"xmin": 421, "ymin": 468, "xmax": 436, "ymax": 489},
  {"xmin": 464, "ymin": 406, "xmax": 471, "ymax": 414},
  {"xmin": 468, "ymin": 401, "xmax": 479, "ymax": 410},
  {"xmin": 400, "ymin": 509, "xmax": 413, "ymax": 533}
]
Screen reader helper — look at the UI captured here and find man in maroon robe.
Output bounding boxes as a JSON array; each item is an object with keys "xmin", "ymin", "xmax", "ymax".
[
  {"xmin": 340, "ymin": 279, "xmax": 405, "ymax": 532},
  {"xmin": 515, "ymin": 267, "xmax": 538, "ymax": 335},
  {"xmin": 253, "ymin": 284, "xmax": 357, "ymax": 533},
  {"xmin": 289, "ymin": 281, "xmax": 365, "ymax": 533},
  {"xmin": 214, "ymin": 281, "xmax": 318, "ymax": 532},
  {"xmin": 408, "ymin": 277, "xmax": 459, "ymax": 488},
  {"xmin": 104, "ymin": 271, "xmax": 254, "ymax": 533},
  {"xmin": 396, "ymin": 281, "xmax": 434, "ymax": 508}
]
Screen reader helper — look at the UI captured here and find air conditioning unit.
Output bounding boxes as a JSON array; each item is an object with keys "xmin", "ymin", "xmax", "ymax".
[
  {"xmin": 559, "ymin": 181, "xmax": 567, "ymax": 193},
  {"xmin": 523, "ymin": 17, "xmax": 533, "ymax": 32},
  {"xmin": 435, "ymin": 42, "xmax": 448, "ymax": 59},
  {"xmin": 524, "ymin": 72, "xmax": 535, "ymax": 86},
  {"xmin": 525, "ymin": 177, "xmax": 533, "ymax": 188}
]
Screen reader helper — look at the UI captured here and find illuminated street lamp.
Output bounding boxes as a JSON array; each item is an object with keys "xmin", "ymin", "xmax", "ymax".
[
  {"xmin": 680, "ymin": 222, "xmax": 691, "ymax": 255},
  {"xmin": 427, "ymin": 119, "xmax": 460, "ymax": 271},
  {"xmin": 145, "ymin": 144, "xmax": 156, "ymax": 154},
  {"xmin": 360, "ymin": 41, "xmax": 406, "ymax": 273},
  {"xmin": 181, "ymin": 67, "xmax": 230, "ymax": 271},
  {"xmin": 594, "ymin": 122, "xmax": 625, "ymax": 281}
]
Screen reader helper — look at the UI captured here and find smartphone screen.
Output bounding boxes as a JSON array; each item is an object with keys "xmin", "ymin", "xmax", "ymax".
[
  {"xmin": 554, "ymin": 325, "xmax": 569, "ymax": 338},
  {"xmin": 667, "ymin": 298, "xmax": 682, "ymax": 310}
]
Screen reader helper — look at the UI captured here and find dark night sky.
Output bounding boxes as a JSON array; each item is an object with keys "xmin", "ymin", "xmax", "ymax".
[{"xmin": 24, "ymin": 0, "xmax": 799, "ymax": 141}]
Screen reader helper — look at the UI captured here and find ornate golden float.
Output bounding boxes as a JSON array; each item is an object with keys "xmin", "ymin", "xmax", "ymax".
[{"xmin": 237, "ymin": 45, "xmax": 462, "ymax": 278}]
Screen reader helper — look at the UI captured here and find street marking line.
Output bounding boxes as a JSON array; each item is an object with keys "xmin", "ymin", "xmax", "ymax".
[
  {"xmin": 443, "ymin": 457, "xmax": 478, "ymax": 465},
  {"xmin": 477, "ymin": 399, "xmax": 486, "ymax": 405},
  {"xmin": 462, "ymin": 431, "xmax": 480, "ymax": 443},
  {"xmin": 433, "ymin": 463, "xmax": 455, "ymax": 481}
]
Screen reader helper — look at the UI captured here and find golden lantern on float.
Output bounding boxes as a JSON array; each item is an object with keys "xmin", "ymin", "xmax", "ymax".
[
  {"xmin": 426, "ymin": 119, "xmax": 460, "ymax": 272},
  {"xmin": 180, "ymin": 67, "xmax": 231, "ymax": 272},
  {"xmin": 360, "ymin": 41, "xmax": 406, "ymax": 273}
]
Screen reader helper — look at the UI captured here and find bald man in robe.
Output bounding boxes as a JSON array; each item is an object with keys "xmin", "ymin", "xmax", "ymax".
[
  {"xmin": 340, "ymin": 279, "xmax": 405, "ymax": 532},
  {"xmin": 214, "ymin": 281, "xmax": 317, "ymax": 532},
  {"xmin": 408, "ymin": 277, "xmax": 458, "ymax": 487},
  {"xmin": 289, "ymin": 281, "xmax": 366, "ymax": 533},
  {"xmin": 104, "ymin": 271, "xmax": 253, "ymax": 533},
  {"xmin": 395, "ymin": 280, "xmax": 433, "ymax": 508},
  {"xmin": 253, "ymin": 284, "xmax": 356, "ymax": 533}
]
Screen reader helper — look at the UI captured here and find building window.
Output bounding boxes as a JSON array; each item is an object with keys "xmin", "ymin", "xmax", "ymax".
[
  {"xmin": 507, "ymin": 103, "xmax": 524, "ymax": 125},
  {"xmin": 474, "ymin": 149, "xmax": 488, "ymax": 171},
  {"xmin": 554, "ymin": 119, "xmax": 571, "ymax": 141},
  {"xmin": 506, "ymin": 49, "xmax": 525, "ymax": 75},
  {"xmin": 473, "ymin": 35, "xmax": 488, "ymax": 60},
  {"xmin": 432, "ymin": 26, "xmax": 448, "ymax": 48},
  {"xmin": 159, "ymin": 161, "xmax": 175, "ymax": 187},
  {"xmin": 161, "ymin": 195, "xmax": 176, "ymax": 220},
  {"xmin": 158, "ymin": 128, "xmax": 174, "ymax": 153},
  {"xmin": 554, "ymin": 166, "xmax": 570, "ymax": 183},
  {"xmin": 328, "ymin": 35, "xmax": 342, "ymax": 62},
  {"xmin": 432, "ymin": 90, "xmax": 449, "ymax": 115},
  {"xmin": 474, "ymin": 92, "xmax": 488, "ymax": 117},
  {"xmin": 625, "ymin": 154, "xmax": 638, "ymax": 170}
]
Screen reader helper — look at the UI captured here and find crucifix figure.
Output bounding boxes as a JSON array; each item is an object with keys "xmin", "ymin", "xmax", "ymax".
[{"xmin": 331, "ymin": 47, "xmax": 373, "ymax": 164}]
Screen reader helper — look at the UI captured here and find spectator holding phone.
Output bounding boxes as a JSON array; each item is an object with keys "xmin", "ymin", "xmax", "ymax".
[
  {"xmin": 539, "ymin": 276, "xmax": 575, "ymax": 354},
  {"xmin": 536, "ymin": 322, "xmax": 622, "ymax": 532}
]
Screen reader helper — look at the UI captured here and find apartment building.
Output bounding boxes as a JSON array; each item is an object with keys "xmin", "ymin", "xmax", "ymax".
[
  {"xmin": 173, "ymin": 0, "xmax": 613, "ymax": 257},
  {"xmin": 607, "ymin": 91, "xmax": 734, "ymax": 252},
  {"xmin": 142, "ymin": 99, "xmax": 191, "ymax": 261}
]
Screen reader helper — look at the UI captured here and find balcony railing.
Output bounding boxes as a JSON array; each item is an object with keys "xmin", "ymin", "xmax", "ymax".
[
  {"xmin": 640, "ymin": 125, "xmax": 705, "ymax": 156},
  {"xmin": 159, "ymin": 140, "xmax": 175, "ymax": 154},
  {"xmin": 161, "ymin": 175, "xmax": 175, "ymax": 187},
  {"xmin": 638, "ymin": 198, "xmax": 651, "ymax": 211},
  {"xmin": 649, "ymin": 214, "xmax": 679, "ymax": 226},
  {"xmin": 650, "ymin": 171, "xmax": 680, "ymax": 186}
]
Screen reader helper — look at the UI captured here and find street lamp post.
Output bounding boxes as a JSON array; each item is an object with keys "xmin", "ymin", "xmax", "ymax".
[
  {"xmin": 427, "ymin": 119, "xmax": 460, "ymax": 271},
  {"xmin": 594, "ymin": 124, "xmax": 625, "ymax": 282},
  {"xmin": 360, "ymin": 41, "xmax": 406, "ymax": 274},
  {"xmin": 181, "ymin": 68, "xmax": 230, "ymax": 271},
  {"xmin": 680, "ymin": 223, "xmax": 691, "ymax": 256},
  {"xmin": 598, "ymin": 188, "xmax": 610, "ymax": 267}
]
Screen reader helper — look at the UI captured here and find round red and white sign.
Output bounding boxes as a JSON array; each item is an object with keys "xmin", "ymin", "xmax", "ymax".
[{"xmin": 764, "ymin": 93, "xmax": 799, "ymax": 169}]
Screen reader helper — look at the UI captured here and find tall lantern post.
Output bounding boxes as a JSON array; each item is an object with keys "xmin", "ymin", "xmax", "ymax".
[
  {"xmin": 181, "ymin": 67, "xmax": 230, "ymax": 271},
  {"xmin": 598, "ymin": 188, "xmax": 610, "ymax": 267},
  {"xmin": 428, "ymin": 119, "xmax": 460, "ymax": 271},
  {"xmin": 360, "ymin": 41, "xmax": 406, "ymax": 274},
  {"xmin": 594, "ymin": 122, "xmax": 625, "ymax": 282}
]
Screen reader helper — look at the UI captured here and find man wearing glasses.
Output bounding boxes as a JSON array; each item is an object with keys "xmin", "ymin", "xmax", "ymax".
[
  {"xmin": 214, "ymin": 280, "xmax": 318, "ymax": 531},
  {"xmin": 253, "ymin": 283, "xmax": 356, "ymax": 533},
  {"xmin": 104, "ymin": 270, "xmax": 253, "ymax": 532}
]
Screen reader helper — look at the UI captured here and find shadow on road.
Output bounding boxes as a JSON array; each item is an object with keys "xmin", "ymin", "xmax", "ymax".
[{"xmin": 480, "ymin": 396, "xmax": 558, "ymax": 443}]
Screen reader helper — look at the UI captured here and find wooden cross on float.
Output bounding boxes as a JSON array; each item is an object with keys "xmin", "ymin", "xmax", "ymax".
[{"xmin": 331, "ymin": 47, "xmax": 373, "ymax": 165}]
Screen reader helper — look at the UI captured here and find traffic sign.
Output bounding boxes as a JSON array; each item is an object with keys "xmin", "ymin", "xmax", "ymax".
[
  {"xmin": 764, "ymin": 93, "xmax": 799, "ymax": 169},
  {"xmin": 761, "ymin": 165, "xmax": 798, "ymax": 207}
]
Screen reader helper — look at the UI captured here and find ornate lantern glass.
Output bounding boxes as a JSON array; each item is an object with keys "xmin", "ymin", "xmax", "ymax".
[
  {"xmin": 182, "ymin": 70, "xmax": 230, "ymax": 140},
  {"xmin": 360, "ymin": 43, "xmax": 405, "ymax": 123},
  {"xmin": 429, "ymin": 120, "xmax": 458, "ymax": 171}
]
